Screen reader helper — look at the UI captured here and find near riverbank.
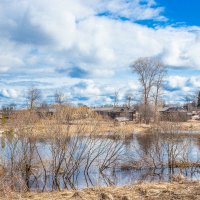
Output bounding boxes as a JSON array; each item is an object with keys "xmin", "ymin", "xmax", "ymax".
[{"xmin": 3, "ymin": 180, "xmax": 200, "ymax": 200}]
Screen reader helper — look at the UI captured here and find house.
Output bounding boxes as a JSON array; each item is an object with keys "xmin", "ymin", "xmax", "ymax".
[
  {"xmin": 36, "ymin": 106, "xmax": 57, "ymax": 118},
  {"xmin": 159, "ymin": 106, "xmax": 190, "ymax": 122},
  {"xmin": 94, "ymin": 106, "xmax": 136, "ymax": 121}
]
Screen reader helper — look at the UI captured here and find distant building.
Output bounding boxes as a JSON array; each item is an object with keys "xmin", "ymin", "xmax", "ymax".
[
  {"xmin": 36, "ymin": 106, "xmax": 57, "ymax": 118},
  {"xmin": 94, "ymin": 106, "xmax": 136, "ymax": 121},
  {"xmin": 159, "ymin": 106, "xmax": 190, "ymax": 122}
]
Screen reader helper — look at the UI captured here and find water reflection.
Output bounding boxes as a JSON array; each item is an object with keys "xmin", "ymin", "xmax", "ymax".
[{"xmin": 0, "ymin": 133, "xmax": 199, "ymax": 191}]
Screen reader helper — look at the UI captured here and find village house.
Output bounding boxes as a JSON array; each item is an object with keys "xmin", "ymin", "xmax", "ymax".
[
  {"xmin": 159, "ymin": 106, "xmax": 191, "ymax": 122},
  {"xmin": 94, "ymin": 106, "xmax": 136, "ymax": 121},
  {"xmin": 36, "ymin": 106, "xmax": 57, "ymax": 118}
]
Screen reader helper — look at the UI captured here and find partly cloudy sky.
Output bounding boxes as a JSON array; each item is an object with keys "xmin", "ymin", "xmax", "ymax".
[{"xmin": 1, "ymin": 0, "xmax": 200, "ymax": 107}]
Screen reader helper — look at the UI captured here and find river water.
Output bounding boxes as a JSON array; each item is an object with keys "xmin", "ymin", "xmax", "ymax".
[{"xmin": 0, "ymin": 132, "xmax": 199, "ymax": 191}]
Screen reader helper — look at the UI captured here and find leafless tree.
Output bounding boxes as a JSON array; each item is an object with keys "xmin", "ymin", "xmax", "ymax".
[
  {"xmin": 131, "ymin": 57, "xmax": 166, "ymax": 123},
  {"xmin": 125, "ymin": 93, "xmax": 132, "ymax": 108},
  {"xmin": 182, "ymin": 93, "xmax": 196, "ymax": 111},
  {"xmin": 54, "ymin": 91, "xmax": 65, "ymax": 105},
  {"xmin": 26, "ymin": 87, "xmax": 41, "ymax": 110},
  {"xmin": 152, "ymin": 64, "xmax": 166, "ymax": 122},
  {"xmin": 113, "ymin": 90, "xmax": 119, "ymax": 107}
]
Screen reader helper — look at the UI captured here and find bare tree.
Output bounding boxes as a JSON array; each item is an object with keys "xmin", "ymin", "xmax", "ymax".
[
  {"xmin": 54, "ymin": 91, "xmax": 65, "ymax": 105},
  {"xmin": 125, "ymin": 93, "xmax": 132, "ymax": 108},
  {"xmin": 196, "ymin": 91, "xmax": 200, "ymax": 108},
  {"xmin": 152, "ymin": 64, "xmax": 166, "ymax": 122},
  {"xmin": 131, "ymin": 57, "xmax": 166, "ymax": 123},
  {"xmin": 26, "ymin": 87, "xmax": 41, "ymax": 110},
  {"xmin": 182, "ymin": 93, "xmax": 196, "ymax": 111},
  {"xmin": 113, "ymin": 90, "xmax": 119, "ymax": 107}
]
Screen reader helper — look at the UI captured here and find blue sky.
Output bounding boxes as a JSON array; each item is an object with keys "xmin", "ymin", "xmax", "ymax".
[
  {"xmin": 0, "ymin": 0, "xmax": 200, "ymax": 107},
  {"xmin": 157, "ymin": 0, "xmax": 200, "ymax": 26}
]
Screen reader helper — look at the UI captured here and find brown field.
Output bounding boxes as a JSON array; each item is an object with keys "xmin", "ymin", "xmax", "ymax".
[
  {"xmin": 2, "ymin": 181, "xmax": 200, "ymax": 200},
  {"xmin": 2, "ymin": 119, "xmax": 200, "ymax": 139},
  {"xmin": 180, "ymin": 120, "xmax": 200, "ymax": 130},
  {"xmin": 1, "ymin": 106, "xmax": 200, "ymax": 138},
  {"xmin": 1, "ymin": 107, "xmax": 152, "ymax": 138},
  {"xmin": 15, "ymin": 120, "xmax": 200, "ymax": 139}
]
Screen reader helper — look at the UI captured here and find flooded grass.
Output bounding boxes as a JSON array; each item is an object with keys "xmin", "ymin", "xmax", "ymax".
[{"xmin": 0, "ymin": 129, "xmax": 199, "ymax": 192}]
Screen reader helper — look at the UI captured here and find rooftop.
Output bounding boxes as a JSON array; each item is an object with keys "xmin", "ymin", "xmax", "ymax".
[{"xmin": 94, "ymin": 106, "xmax": 135, "ymax": 113}]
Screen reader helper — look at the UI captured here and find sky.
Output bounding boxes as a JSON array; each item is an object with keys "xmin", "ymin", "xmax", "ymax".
[{"xmin": 0, "ymin": 0, "xmax": 200, "ymax": 107}]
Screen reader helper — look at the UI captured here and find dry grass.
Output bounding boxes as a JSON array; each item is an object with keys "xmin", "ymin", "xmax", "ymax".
[
  {"xmin": 2, "ymin": 115, "xmax": 151, "ymax": 139},
  {"xmin": 1, "ymin": 105, "xmax": 200, "ymax": 139},
  {"xmin": 28, "ymin": 121, "xmax": 151, "ymax": 139},
  {"xmin": 180, "ymin": 120, "xmax": 200, "ymax": 131},
  {"xmin": 2, "ymin": 119, "xmax": 200, "ymax": 139},
  {"xmin": 3, "ymin": 181, "xmax": 200, "ymax": 200}
]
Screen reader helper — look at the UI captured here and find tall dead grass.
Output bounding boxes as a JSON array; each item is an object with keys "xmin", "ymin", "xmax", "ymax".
[
  {"xmin": 8, "ymin": 181, "xmax": 200, "ymax": 200},
  {"xmin": 3, "ymin": 105, "xmax": 151, "ymax": 139}
]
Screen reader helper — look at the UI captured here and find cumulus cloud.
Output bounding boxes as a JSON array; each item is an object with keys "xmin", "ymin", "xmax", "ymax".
[
  {"xmin": 0, "ymin": 88, "xmax": 18, "ymax": 98},
  {"xmin": 71, "ymin": 80, "xmax": 101, "ymax": 97},
  {"xmin": 165, "ymin": 76, "xmax": 188, "ymax": 91},
  {"xmin": 1, "ymin": 0, "xmax": 200, "ymax": 71},
  {"xmin": 163, "ymin": 75, "xmax": 200, "ymax": 103},
  {"xmin": 92, "ymin": 0, "xmax": 166, "ymax": 21}
]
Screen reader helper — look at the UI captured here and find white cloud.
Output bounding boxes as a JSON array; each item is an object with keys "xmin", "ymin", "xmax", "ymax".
[
  {"xmin": 71, "ymin": 80, "xmax": 101, "ymax": 97},
  {"xmin": 90, "ymin": 0, "xmax": 166, "ymax": 21},
  {"xmin": 163, "ymin": 75, "xmax": 200, "ymax": 103},
  {"xmin": 190, "ymin": 77, "xmax": 200, "ymax": 88},
  {"xmin": 1, "ymin": 0, "xmax": 200, "ymax": 72},
  {"xmin": 1, "ymin": 89, "xmax": 18, "ymax": 98},
  {"xmin": 167, "ymin": 76, "xmax": 188, "ymax": 89}
]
